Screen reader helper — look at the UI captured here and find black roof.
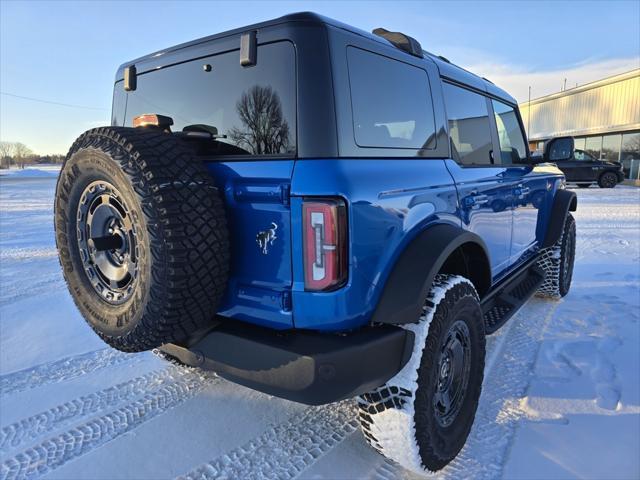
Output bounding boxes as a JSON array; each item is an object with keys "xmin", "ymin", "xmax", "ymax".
[{"xmin": 117, "ymin": 11, "xmax": 517, "ymax": 105}]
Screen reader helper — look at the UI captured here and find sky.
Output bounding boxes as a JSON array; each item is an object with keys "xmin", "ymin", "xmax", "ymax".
[{"xmin": 1, "ymin": 0, "xmax": 639, "ymax": 155}]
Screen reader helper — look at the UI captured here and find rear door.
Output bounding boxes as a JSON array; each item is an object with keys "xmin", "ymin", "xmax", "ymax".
[
  {"xmin": 442, "ymin": 82, "xmax": 514, "ymax": 280},
  {"xmin": 489, "ymin": 99, "xmax": 553, "ymax": 264}
]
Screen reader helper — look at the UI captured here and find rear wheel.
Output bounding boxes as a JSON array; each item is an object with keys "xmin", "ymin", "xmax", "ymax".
[
  {"xmin": 358, "ymin": 275, "xmax": 485, "ymax": 473},
  {"xmin": 55, "ymin": 127, "xmax": 230, "ymax": 352},
  {"xmin": 598, "ymin": 172, "xmax": 618, "ymax": 188}
]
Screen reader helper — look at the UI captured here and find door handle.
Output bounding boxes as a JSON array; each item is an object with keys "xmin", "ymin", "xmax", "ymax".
[
  {"xmin": 462, "ymin": 194, "xmax": 489, "ymax": 207},
  {"xmin": 473, "ymin": 194, "xmax": 489, "ymax": 205}
]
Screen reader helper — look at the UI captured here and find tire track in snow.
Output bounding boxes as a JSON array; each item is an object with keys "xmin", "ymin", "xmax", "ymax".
[
  {"xmin": 0, "ymin": 370, "xmax": 219, "ymax": 480},
  {"xmin": 370, "ymin": 299, "xmax": 560, "ymax": 480},
  {"xmin": 178, "ymin": 400, "xmax": 359, "ymax": 480},
  {"xmin": 0, "ymin": 369, "xmax": 175, "ymax": 454},
  {"xmin": 0, "ymin": 349, "xmax": 137, "ymax": 396},
  {"xmin": 441, "ymin": 300, "xmax": 560, "ymax": 480}
]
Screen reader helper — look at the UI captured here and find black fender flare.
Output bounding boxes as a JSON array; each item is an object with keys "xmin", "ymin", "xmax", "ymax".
[
  {"xmin": 542, "ymin": 189, "xmax": 577, "ymax": 248},
  {"xmin": 370, "ymin": 224, "xmax": 491, "ymax": 326}
]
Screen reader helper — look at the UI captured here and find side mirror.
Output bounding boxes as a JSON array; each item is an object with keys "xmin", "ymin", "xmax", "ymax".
[{"xmin": 544, "ymin": 136, "xmax": 574, "ymax": 162}]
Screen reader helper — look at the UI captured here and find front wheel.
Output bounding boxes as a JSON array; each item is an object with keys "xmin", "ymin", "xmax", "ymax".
[
  {"xmin": 358, "ymin": 275, "xmax": 485, "ymax": 473},
  {"xmin": 598, "ymin": 172, "xmax": 618, "ymax": 188},
  {"xmin": 536, "ymin": 213, "xmax": 576, "ymax": 298}
]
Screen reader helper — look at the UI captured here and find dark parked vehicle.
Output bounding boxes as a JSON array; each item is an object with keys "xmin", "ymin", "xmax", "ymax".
[
  {"xmin": 54, "ymin": 12, "xmax": 577, "ymax": 474},
  {"xmin": 556, "ymin": 148, "xmax": 624, "ymax": 188}
]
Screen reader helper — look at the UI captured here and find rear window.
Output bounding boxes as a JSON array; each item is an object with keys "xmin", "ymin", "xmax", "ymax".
[
  {"xmin": 121, "ymin": 41, "xmax": 296, "ymax": 157},
  {"xmin": 347, "ymin": 47, "xmax": 436, "ymax": 150}
]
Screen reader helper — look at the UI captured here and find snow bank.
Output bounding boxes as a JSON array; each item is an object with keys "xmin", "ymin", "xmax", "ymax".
[{"xmin": 0, "ymin": 165, "xmax": 60, "ymax": 178}]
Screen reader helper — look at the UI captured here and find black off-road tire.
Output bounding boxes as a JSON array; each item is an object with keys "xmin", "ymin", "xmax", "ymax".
[
  {"xmin": 535, "ymin": 213, "xmax": 576, "ymax": 298},
  {"xmin": 598, "ymin": 172, "xmax": 618, "ymax": 188},
  {"xmin": 55, "ymin": 127, "xmax": 229, "ymax": 352},
  {"xmin": 358, "ymin": 275, "xmax": 485, "ymax": 474}
]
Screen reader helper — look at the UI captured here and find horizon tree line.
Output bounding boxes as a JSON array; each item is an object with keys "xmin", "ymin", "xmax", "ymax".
[{"xmin": 0, "ymin": 141, "xmax": 65, "ymax": 169}]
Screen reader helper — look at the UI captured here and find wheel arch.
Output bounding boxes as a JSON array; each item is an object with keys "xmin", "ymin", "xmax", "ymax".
[
  {"xmin": 370, "ymin": 224, "xmax": 491, "ymax": 326},
  {"xmin": 542, "ymin": 189, "xmax": 577, "ymax": 248},
  {"xmin": 598, "ymin": 169, "xmax": 621, "ymax": 186}
]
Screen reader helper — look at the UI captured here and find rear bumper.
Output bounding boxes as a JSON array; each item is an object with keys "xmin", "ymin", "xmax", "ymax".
[{"xmin": 159, "ymin": 321, "xmax": 414, "ymax": 405}]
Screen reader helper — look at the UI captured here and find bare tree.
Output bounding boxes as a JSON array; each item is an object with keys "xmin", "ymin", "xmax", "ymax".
[
  {"xmin": 13, "ymin": 142, "xmax": 33, "ymax": 169},
  {"xmin": 229, "ymin": 85, "xmax": 291, "ymax": 155},
  {"xmin": 0, "ymin": 141, "xmax": 15, "ymax": 168}
]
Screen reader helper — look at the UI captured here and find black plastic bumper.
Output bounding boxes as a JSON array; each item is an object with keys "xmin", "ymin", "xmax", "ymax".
[{"xmin": 159, "ymin": 322, "xmax": 414, "ymax": 405}]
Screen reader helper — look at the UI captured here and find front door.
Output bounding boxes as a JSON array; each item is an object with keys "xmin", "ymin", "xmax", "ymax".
[
  {"xmin": 556, "ymin": 157, "xmax": 581, "ymax": 182},
  {"xmin": 573, "ymin": 149, "xmax": 598, "ymax": 182},
  {"xmin": 490, "ymin": 99, "xmax": 553, "ymax": 265}
]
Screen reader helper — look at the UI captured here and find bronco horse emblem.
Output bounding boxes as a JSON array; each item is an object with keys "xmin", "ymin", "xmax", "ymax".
[{"xmin": 256, "ymin": 222, "xmax": 278, "ymax": 255}]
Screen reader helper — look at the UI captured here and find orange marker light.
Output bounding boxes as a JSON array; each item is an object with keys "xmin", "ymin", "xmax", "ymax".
[{"xmin": 132, "ymin": 114, "xmax": 174, "ymax": 130}]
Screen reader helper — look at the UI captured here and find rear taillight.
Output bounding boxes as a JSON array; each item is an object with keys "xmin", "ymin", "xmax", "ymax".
[{"xmin": 303, "ymin": 198, "xmax": 347, "ymax": 291}]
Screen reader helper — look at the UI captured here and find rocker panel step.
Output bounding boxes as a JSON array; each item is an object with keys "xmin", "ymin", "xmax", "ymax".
[{"xmin": 481, "ymin": 263, "xmax": 544, "ymax": 335}]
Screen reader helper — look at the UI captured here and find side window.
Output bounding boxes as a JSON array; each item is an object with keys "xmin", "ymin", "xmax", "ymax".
[
  {"xmin": 347, "ymin": 47, "xmax": 436, "ymax": 150},
  {"xmin": 574, "ymin": 149, "xmax": 594, "ymax": 161},
  {"xmin": 491, "ymin": 100, "xmax": 527, "ymax": 164},
  {"xmin": 442, "ymin": 83, "xmax": 493, "ymax": 166}
]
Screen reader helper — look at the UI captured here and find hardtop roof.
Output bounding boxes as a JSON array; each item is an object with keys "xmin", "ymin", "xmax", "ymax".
[{"xmin": 117, "ymin": 11, "xmax": 517, "ymax": 106}]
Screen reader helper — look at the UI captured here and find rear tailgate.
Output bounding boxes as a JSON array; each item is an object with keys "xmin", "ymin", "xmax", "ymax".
[{"xmin": 207, "ymin": 161, "xmax": 294, "ymax": 329}]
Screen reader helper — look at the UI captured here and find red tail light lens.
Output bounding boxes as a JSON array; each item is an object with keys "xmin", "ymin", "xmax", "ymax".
[{"xmin": 303, "ymin": 198, "xmax": 347, "ymax": 291}]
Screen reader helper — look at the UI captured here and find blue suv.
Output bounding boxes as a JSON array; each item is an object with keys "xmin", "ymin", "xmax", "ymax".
[{"xmin": 55, "ymin": 12, "xmax": 577, "ymax": 473}]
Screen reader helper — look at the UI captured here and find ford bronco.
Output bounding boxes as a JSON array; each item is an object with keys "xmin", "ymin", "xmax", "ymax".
[{"xmin": 55, "ymin": 12, "xmax": 577, "ymax": 474}]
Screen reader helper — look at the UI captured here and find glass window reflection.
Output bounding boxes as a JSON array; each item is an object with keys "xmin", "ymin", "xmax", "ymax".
[
  {"xmin": 124, "ymin": 42, "xmax": 296, "ymax": 157},
  {"xmin": 621, "ymin": 132, "xmax": 640, "ymax": 179},
  {"xmin": 601, "ymin": 134, "xmax": 622, "ymax": 162},
  {"xmin": 492, "ymin": 100, "xmax": 527, "ymax": 164},
  {"xmin": 585, "ymin": 136, "xmax": 602, "ymax": 159}
]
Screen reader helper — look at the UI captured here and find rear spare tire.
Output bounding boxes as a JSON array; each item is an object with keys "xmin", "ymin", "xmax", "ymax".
[{"xmin": 55, "ymin": 127, "xmax": 229, "ymax": 352}]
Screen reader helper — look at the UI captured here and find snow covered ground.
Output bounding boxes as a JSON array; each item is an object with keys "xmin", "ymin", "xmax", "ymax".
[{"xmin": 0, "ymin": 169, "xmax": 638, "ymax": 480}]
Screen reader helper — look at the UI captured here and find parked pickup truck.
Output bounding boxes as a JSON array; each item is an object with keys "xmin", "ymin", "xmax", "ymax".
[
  {"xmin": 55, "ymin": 12, "xmax": 577, "ymax": 474},
  {"xmin": 533, "ymin": 147, "xmax": 624, "ymax": 188}
]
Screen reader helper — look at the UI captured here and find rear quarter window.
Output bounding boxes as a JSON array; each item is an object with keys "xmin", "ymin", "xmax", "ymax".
[
  {"xmin": 122, "ymin": 41, "xmax": 296, "ymax": 157},
  {"xmin": 346, "ymin": 47, "xmax": 436, "ymax": 150}
]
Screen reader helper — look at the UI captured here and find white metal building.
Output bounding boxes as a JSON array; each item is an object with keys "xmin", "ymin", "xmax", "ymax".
[{"xmin": 519, "ymin": 69, "xmax": 640, "ymax": 180}]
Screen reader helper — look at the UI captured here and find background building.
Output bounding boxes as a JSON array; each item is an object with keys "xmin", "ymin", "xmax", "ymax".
[{"xmin": 520, "ymin": 69, "xmax": 639, "ymax": 180}]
